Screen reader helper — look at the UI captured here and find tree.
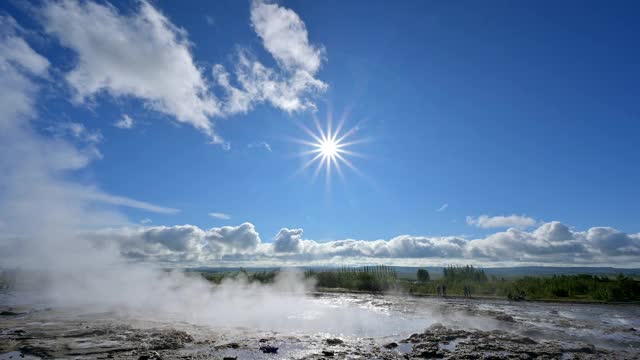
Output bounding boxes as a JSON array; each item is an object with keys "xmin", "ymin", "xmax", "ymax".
[{"xmin": 417, "ymin": 268, "xmax": 430, "ymax": 282}]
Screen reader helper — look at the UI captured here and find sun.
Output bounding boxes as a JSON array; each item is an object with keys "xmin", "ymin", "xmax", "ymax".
[
  {"xmin": 294, "ymin": 114, "xmax": 365, "ymax": 185},
  {"xmin": 319, "ymin": 138, "xmax": 338, "ymax": 158}
]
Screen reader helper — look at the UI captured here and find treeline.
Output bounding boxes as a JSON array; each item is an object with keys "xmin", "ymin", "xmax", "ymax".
[
  {"xmin": 408, "ymin": 265, "xmax": 498, "ymax": 296},
  {"xmin": 305, "ymin": 265, "xmax": 398, "ymax": 292},
  {"xmin": 509, "ymin": 274, "xmax": 640, "ymax": 302},
  {"xmin": 200, "ymin": 269, "xmax": 278, "ymax": 284}
]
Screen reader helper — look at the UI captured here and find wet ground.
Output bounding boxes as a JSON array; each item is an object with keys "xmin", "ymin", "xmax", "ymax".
[{"xmin": 1, "ymin": 291, "xmax": 639, "ymax": 359}]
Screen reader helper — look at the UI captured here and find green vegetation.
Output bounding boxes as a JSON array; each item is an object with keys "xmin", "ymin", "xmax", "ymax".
[
  {"xmin": 305, "ymin": 265, "xmax": 398, "ymax": 292},
  {"xmin": 192, "ymin": 265, "xmax": 640, "ymax": 303},
  {"xmin": 508, "ymin": 274, "xmax": 640, "ymax": 302},
  {"xmin": 416, "ymin": 268, "xmax": 430, "ymax": 282},
  {"xmin": 199, "ymin": 268, "xmax": 278, "ymax": 284}
]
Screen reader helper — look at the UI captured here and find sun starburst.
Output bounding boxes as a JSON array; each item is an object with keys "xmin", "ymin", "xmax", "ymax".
[{"xmin": 295, "ymin": 114, "xmax": 365, "ymax": 186}]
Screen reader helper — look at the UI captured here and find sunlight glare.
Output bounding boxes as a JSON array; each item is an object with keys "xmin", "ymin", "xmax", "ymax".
[{"xmin": 295, "ymin": 114, "xmax": 365, "ymax": 186}]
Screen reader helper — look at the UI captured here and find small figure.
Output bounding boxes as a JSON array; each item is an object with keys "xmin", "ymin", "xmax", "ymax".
[
  {"xmin": 436, "ymin": 285, "xmax": 442, "ymax": 297},
  {"xmin": 442, "ymin": 284, "xmax": 447, "ymax": 297}
]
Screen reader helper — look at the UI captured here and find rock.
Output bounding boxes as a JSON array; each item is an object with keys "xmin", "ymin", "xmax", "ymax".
[
  {"xmin": 0, "ymin": 310, "xmax": 23, "ymax": 316},
  {"xmin": 495, "ymin": 314, "xmax": 515, "ymax": 323},
  {"xmin": 223, "ymin": 357, "xmax": 237, "ymax": 360},
  {"xmin": 326, "ymin": 338, "xmax": 344, "ymax": 345},
  {"xmin": 563, "ymin": 343, "xmax": 596, "ymax": 354},
  {"xmin": 226, "ymin": 342, "xmax": 240, "ymax": 349},
  {"xmin": 138, "ymin": 352, "xmax": 162, "ymax": 360},
  {"xmin": 383, "ymin": 342, "xmax": 398, "ymax": 349},
  {"xmin": 259, "ymin": 345, "xmax": 278, "ymax": 354},
  {"xmin": 148, "ymin": 330, "xmax": 193, "ymax": 350},
  {"xmin": 259, "ymin": 338, "xmax": 269, "ymax": 342},
  {"xmin": 322, "ymin": 350, "xmax": 335, "ymax": 356}
]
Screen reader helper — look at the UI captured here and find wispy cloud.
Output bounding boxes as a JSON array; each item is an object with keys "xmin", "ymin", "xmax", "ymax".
[
  {"xmin": 41, "ymin": 0, "xmax": 328, "ymax": 149},
  {"xmin": 436, "ymin": 203, "xmax": 448, "ymax": 212},
  {"xmin": 114, "ymin": 114, "xmax": 134, "ymax": 129},
  {"xmin": 248, "ymin": 141, "xmax": 272, "ymax": 152},
  {"xmin": 213, "ymin": 0, "xmax": 327, "ymax": 115},
  {"xmin": 205, "ymin": 15, "xmax": 215, "ymax": 26},
  {"xmin": 86, "ymin": 192, "xmax": 179, "ymax": 214},
  {"xmin": 209, "ymin": 212, "xmax": 231, "ymax": 220},
  {"xmin": 466, "ymin": 214, "xmax": 536, "ymax": 229},
  {"xmin": 140, "ymin": 218, "xmax": 152, "ymax": 224}
]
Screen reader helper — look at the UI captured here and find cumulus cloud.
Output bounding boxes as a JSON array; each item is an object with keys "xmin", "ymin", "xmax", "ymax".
[
  {"xmin": 40, "ymin": 0, "xmax": 225, "ymax": 144},
  {"xmin": 209, "ymin": 212, "xmax": 231, "ymax": 220},
  {"xmin": 213, "ymin": 0, "xmax": 327, "ymax": 115},
  {"xmin": 466, "ymin": 214, "xmax": 536, "ymax": 229},
  {"xmin": 84, "ymin": 220, "xmax": 640, "ymax": 266},
  {"xmin": 273, "ymin": 228, "xmax": 303, "ymax": 253},
  {"xmin": 114, "ymin": 114, "xmax": 134, "ymax": 129},
  {"xmin": 88, "ymin": 223, "xmax": 261, "ymax": 263}
]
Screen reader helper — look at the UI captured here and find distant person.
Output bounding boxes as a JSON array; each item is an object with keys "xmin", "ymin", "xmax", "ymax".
[
  {"xmin": 442, "ymin": 284, "xmax": 447, "ymax": 297},
  {"xmin": 437, "ymin": 285, "xmax": 442, "ymax": 297}
]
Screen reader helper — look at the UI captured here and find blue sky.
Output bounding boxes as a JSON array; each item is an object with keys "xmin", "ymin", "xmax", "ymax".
[{"xmin": 1, "ymin": 0, "xmax": 639, "ymax": 266}]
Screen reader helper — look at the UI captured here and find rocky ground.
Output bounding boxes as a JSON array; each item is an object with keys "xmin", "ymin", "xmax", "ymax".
[{"xmin": 1, "ymin": 292, "xmax": 639, "ymax": 359}]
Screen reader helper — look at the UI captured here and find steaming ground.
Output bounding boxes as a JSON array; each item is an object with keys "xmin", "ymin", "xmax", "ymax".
[{"xmin": 1, "ymin": 277, "xmax": 639, "ymax": 359}]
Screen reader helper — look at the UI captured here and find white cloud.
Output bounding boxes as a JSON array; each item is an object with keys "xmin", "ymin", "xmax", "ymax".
[
  {"xmin": 436, "ymin": 203, "xmax": 448, "ymax": 212},
  {"xmin": 140, "ymin": 218, "xmax": 152, "ymax": 224},
  {"xmin": 213, "ymin": 0, "xmax": 327, "ymax": 115},
  {"xmin": 0, "ymin": 16, "xmax": 50, "ymax": 127},
  {"xmin": 250, "ymin": 0, "xmax": 324, "ymax": 74},
  {"xmin": 89, "ymin": 223, "xmax": 261, "ymax": 262},
  {"xmin": 209, "ymin": 212, "xmax": 231, "ymax": 220},
  {"xmin": 41, "ymin": 0, "xmax": 225, "ymax": 144},
  {"xmin": 85, "ymin": 191, "xmax": 179, "ymax": 214},
  {"xmin": 40, "ymin": 0, "xmax": 329, "ymax": 148},
  {"xmin": 205, "ymin": 15, "xmax": 215, "ymax": 26},
  {"xmin": 114, "ymin": 114, "xmax": 134, "ymax": 129},
  {"xmin": 273, "ymin": 228, "xmax": 303, "ymax": 253},
  {"xmin": 83, "ymin": 220, "xmax": 640, "ymax": 266},
  {"xmin": 466, "ymin": 214, "xmax": 536, "ymax": 229}
]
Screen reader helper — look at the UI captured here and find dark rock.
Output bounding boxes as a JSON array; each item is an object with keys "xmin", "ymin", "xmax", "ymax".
[
  {"xmin": 19, "ymin": 345, "xmax": 51, "ymax": 358},
  {"xmin": 326, "ymin": 338, "xmax": 344, "ymax": 345},
  {"xmin": 0, "ymin": 310, "xmax": 23, "ymax": 316},
  {"xmin": 384, "ymin": 342, "xmax": 398, "ymax": 349},
  {"xmin": 322, "ymin": 350, "xmax": 335, "ymax": 356},
  {"xmin": 138, "ymin": 352, "xmax": 162, "ymax": 360},
  {"xmin": 259, "ymin": 338, "xmax": 269, "ymax": 342},
  {"xmin": 495, "ymin": 314, "xmax": 515, "ymax": 323},
  {"xmin": 226, "ymin": 343, "xmax": 240, "ymax": 349},
  {"xmin": 223, "ymin": 357, "xmax": 237, "ymax": 360},
  {"xmin": 260, "ymin": 345, "xmax": 278, "ymax": 354}
]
